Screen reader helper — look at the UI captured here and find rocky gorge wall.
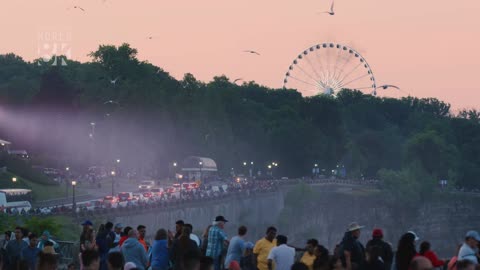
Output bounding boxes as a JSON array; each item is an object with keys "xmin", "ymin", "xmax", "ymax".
[
  {"xmin": 113, "ymin": 185, "xmax": 480, "ymax": 257},
  {"xmin": 114, "ymin": 191, "xmax": 285, "ymax": 242}
]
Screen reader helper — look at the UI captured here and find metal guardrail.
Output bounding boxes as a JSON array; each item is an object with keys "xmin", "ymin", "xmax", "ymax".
[
  {"xmin": 57, "ymin": 241, "xmax": 79, "ymax": 268},
  {"xmin": 33, "ymin": 195, "xmax": 96, "ymax": 208}
]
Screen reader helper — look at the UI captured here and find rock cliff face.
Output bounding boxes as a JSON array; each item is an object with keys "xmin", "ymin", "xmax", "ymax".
[
  {"xmin": 114, "ymin": 185, "xmax": 479, "ymax": 257},
  {"xmin": 115, "ymin": 191, "xmax": 285, "ymax": 242}
]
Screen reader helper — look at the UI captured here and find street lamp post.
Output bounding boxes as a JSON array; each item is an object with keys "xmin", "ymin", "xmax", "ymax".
[
  {"xmin": 171, "ymin": 162, "xmax": 177, "ymax": 180},
  {"xmin": 65, "ymin": 167, "xmax": 70, "ymax": 198},
  {"xmin": 249, "ymin": 161, "xmax": 254, "ymax": 178},
  {"xmin": 71, "ymin": 180, "xmax": 77, "ymax": 214},
  {"xmin": 199, "ymin": 161, "xmax": 203, "ymax": 181},
  {"xmin": 111, "ymin": 170, "xmax": 116, "ymax": 197}
]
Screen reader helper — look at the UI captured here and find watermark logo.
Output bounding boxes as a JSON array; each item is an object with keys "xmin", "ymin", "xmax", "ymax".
[{"xmin": 37, "ymin": 31, "xmax": 72, "ymax": 66}]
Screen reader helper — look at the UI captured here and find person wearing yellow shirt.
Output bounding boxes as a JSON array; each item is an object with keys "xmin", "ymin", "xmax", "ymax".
[
  {"xmin": 253, "ymin": 227, "xmax": 277, "ymax": 270},
  {"xmin": 300, "ymin": 239, "xmax": 318, "ymax": 270}
]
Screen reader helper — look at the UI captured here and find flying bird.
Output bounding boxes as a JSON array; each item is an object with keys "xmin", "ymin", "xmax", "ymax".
[
  {"xmin": 146, "ymin": 35, "xmax": 161, "ymax": 40},
  {"xmin": 110, "ymin": 77, "xmax": 120, "ymax": 85},
  {"xmin": 233, "ymin": 78, "xmax": 243, "ymax": 84},
  {"xmin": 319, "ymin": 1, "xmax": 335, "ymax": 15},
  {"xmin": 378, "ymin": 84, "xmax": 400, "ymax": 90},
  {"xmin": 74, "ymin": 6, "xmax": 85, "ymax": 12},
  {"xmin": 244, "ymin": 50, "xmax": 260, "ymax": 55},
  {"xmin": 104, "ymin": 100, "xmax": 120, "ymax": 105}
]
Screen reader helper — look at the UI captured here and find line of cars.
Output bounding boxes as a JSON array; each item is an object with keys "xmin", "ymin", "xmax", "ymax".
[{"xmin": 76, "ymin": 181, "xmax": 201, "ymax": 211}]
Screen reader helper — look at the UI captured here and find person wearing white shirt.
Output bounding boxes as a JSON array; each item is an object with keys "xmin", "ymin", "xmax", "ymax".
[
  {"xmin": 267, "ymin": 235, "xmax": 295, "ymax": 270},
  {"xmin": 458, "ymin": 230, "xmax": 480, "ymax": 265}
]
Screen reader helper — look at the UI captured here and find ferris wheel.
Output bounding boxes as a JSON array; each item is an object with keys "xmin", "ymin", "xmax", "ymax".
[{"xmin": 283, "ymin": 43, "xmax": 377, "ymax": 97}]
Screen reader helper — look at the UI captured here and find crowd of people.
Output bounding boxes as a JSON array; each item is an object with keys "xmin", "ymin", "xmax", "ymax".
[{"xmin": 2, "ymin": 215, "xmax": 480, "ymax": 270}]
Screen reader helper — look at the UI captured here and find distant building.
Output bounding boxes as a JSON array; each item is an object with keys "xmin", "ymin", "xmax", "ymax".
[
  {"xmin": 181, "ymin": 156, "xmax": 217, "ymax": 181},
  {"xmin": 7, "ymin": 150, "xmax": 29, "ymax": 160},
  {"xmin": 0, "ymin": 139, "xmax": 11, "ymax": 152}
]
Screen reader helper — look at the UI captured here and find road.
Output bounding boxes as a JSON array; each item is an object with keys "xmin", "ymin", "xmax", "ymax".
[{"xmin": 33, "ymin": 178, "xmax": 147, "ymax": 208}]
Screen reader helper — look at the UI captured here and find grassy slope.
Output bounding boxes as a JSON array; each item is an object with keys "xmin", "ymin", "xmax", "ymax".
[{"xmin": 0, "ymin": 171, "xmax": 84, "ymax": 202}]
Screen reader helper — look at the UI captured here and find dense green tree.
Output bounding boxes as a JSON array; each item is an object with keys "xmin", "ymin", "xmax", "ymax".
[{"xmin": 0, "ymin": 44, "xmax": 479, "ymax": 189}]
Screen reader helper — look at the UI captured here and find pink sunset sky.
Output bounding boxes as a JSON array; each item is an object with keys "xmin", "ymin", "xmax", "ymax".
[{"xmin": 0, "ymin": 0, "xmax": 478, "ymax": 109}]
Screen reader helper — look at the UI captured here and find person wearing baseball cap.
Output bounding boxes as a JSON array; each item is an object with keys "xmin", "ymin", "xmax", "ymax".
[
  {"xmin": 366, "ymin": 228, "xmax": 393, "ymax": 270},
  {"xmin": 206, "ymin": 216, "xmax": 229, "ymax": 270},
  {"xmin": 80, "ymin": 220, "xmax": 93, "ymax": 247},
  {"xmin": 82, "ymin": 220, "xmax": 93, "ymax": 227},
  {"xmin": 458, "ymin": 230, "xmax": 480, "ymax": 264},
  {"xmin": 338, "ymin": 222, "xmax": 365, "ymax": 270}
]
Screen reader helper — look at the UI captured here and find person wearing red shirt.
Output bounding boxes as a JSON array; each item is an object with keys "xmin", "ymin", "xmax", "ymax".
[
  {"xmin": 119, "ymin": 226, "xmax": 133, "ymax": 247},
  {"xmin": 137, "ymin": 225, "xmax": 149, "ymax": 252},
  {"xmin": 419, "ymin": 241, "xmax": 445, "ymax": 268}
]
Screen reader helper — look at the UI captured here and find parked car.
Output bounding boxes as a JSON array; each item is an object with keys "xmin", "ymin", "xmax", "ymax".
[
  {"xmin": 132, "ymin": 193, "xmax": 147, "ymax": 203},
  {"xmin": 138, "ymin": 181, "xmax": 155, "ymax": 191},
  {"xmin": 103, "ymin": 196, "xmax": 118, "ymax": 208},
  {"xmin": 149, "ymin": 188, "xmax": 164, "ymax": 198}
]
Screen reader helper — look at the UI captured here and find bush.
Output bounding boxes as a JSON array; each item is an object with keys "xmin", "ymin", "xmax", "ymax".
[{"xmin": 23, "ymin": 216, "xmax": 61, "ymax": 237}]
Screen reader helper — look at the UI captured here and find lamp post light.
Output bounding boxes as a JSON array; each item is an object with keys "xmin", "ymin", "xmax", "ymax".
[
  {"xmin": 65, "ymin": 167, "xmax": 71, "ymax": 198},
  {"xmin": 89, "ymin": 122, "xmax": 96, "ymax": 139},
  {"xmin": 12, "ymin": 177, "xmax": 17, "ymax": 183},
  {"xmin": 199, "ymin": 161, "xmax": 203, "ymax": 181},
  {"xmin": 111, "ymin": 170, "xmax": 116, "ymax": 196},
  {"xmin": 249, "ymin": 161, "xmax": 254, "ymax": 178},
  {"xmin": 116, "ymin": 159, "xmax": 121, "ymax": 164},
  {"xmin": 71, "ymin": 180, "xmax": 77, "ymax": 214}
]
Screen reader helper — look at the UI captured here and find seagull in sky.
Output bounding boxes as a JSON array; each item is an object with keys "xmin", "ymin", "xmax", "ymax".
[
  {"xmin": 110, "ymin": 77, "xmax": 120, "ymax": 85},
  {"xmin": 319, "ymin": 1, "xmax": 335, "ymax": 15},
  {"xmin": 244, "ymin": 50, "xmax": 260, "ymax": 55},
  {"xmin": 104, "ymin": 100, "xmax": 120, "ymax": 105},
  {"xmin": 378, "ymin": 84, "xmax": 400, "ymax": 90},
  {"xmin": 74, "ymin": 6, "xmax": 85, "ymax": 12}
]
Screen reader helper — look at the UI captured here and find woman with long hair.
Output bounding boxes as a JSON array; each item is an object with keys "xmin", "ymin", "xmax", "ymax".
[
  {"xmin": 201, "ymin": 225, "xmax": 212, "ymax": 255},
  {"xmin": 419, "ymin": 241, "xmax": 445, "ymax": 268},
  {"xmin": 394, "ymin": 232, "xmax": 418, "ymax": 270},
  {"xmin": 151, "ymin": 229, "xmax": 169, "ymax": 270},
  {"xmin": 170, "ymin": 226, "xmax": 200, "ymax": 270}
]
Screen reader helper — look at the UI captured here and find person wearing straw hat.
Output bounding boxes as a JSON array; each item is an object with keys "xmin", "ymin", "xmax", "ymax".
[{"xmin": 338, "ymin": 222, "xmax": 365, "ymax": 270}]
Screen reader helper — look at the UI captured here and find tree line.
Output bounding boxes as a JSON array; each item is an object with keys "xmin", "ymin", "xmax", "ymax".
[{"xmin": 0, "ymin": 43, "xmax": 479, "ymax": 189}]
